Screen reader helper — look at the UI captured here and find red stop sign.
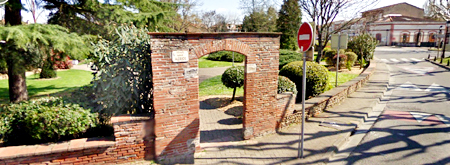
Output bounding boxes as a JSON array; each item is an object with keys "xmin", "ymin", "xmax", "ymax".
[{"xmin": 297, "ymin": 22, "xmax": 314, "ymax": 52}]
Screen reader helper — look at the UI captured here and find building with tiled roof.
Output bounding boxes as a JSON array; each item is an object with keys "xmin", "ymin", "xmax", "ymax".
[{"xmin": 364, "ymin": 3, "xmax": 445, "ymax": 47}]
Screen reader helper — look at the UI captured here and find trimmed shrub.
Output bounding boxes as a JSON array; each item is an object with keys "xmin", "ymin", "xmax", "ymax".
[
  {"xmin": 40, "ymin": 61, "xmax": 57, "ymax": 78},
  {"xmin": 221, "ymin": 66, "xmax": 245, "ymax": 101},
  {"xmin": 207, "ymin": 51, "xmax": 245, "ymax": 62},
  {"xmin": 0, "ymin": 97, "xmax": 98, "ymax": 145},
  {"xmin": 345, "ymin": 52, "xmax": 358, "ymax": 70},
  {"xmin": 279, "ymin": 49, "xmax": 302, "ymax": 69},
  {"xmin": 54, "ymin": 56, "xmax": 73, "ymax": 69},
  {"xmin": 278, "ymin": 76, "xmax": 297, "ymax": 94},
  {"xmin": 333, "ymin": 54, "xmax": 347, "ymax": 70},
  {"xmin": 279, "ymin": 61, "xmax": 328, "ymax": 102},
  {"xmin": 324, "ymin": 49, "xmax": 337, "ymax": 66}
]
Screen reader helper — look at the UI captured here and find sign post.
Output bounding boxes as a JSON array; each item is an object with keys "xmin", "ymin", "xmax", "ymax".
[
  {"xmin": 297, "ymin": 22, "xmax": 314, "ymax": 159},
  {"xmin": 331, "ymin": 33, "xmax": 348, "ymax": 87}
]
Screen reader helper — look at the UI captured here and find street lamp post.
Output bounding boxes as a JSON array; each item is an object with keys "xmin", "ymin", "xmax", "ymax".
[{"xmin": 386, "ymin": 29, "xmax": 389, "ymax": 46}]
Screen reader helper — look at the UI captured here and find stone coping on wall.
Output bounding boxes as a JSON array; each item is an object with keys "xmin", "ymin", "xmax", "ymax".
[
  {"xmin": 0, "ymin": 137, "xmax": 115, "ymax": 160},
  {"xmin": 0, "ymin": 115, "xmax": 153, "ymax": 161},
  {"xmin": 148, "ymin": 32, "xmax": 282, "ymax": 36},
  {"xmin": 111, "ymin": 114, "xmax": 152, "ymax": 124},
  {"xmin": 295, "ymin": 61, "xmax": 377, "ymax": 117}
]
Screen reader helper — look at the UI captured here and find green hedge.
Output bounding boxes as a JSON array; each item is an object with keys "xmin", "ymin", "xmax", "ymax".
[
  {"xmin": 0, "ymin": 97, "xmax": 98, "ymax": 145},
  {"xmin": 221, "ymin": 66, "xmax": 245, "ymax": 101},
  {"xmin": 278, "ymin": 76, "xmax": 297, "ymax": 94},
  {"xmin": 207, "ymin": 51, "xmax": 245, "ymax": 62},
  {"xmin": 345, "ymin": 52, "xmax": 358, "ymax": 70},
  {"xmin": 279, "ymin": 49, "xmax": 302, "ymax": 69},
  {"xmin": 279, "ymin": 61, "xmax": 328, "ymax": 102}
]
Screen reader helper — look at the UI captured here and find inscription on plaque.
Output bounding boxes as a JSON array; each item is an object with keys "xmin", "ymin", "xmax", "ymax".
[
  {"xmin": 184, "ymin": 68, "xmax": 198, "ymax": 79},
  {"xmin": 172, "ymin": 51, "xmax": 189, "ymax": 62},
  {"xmin": 246, "ymin": 64, "xmax": 257, "ymax": 73}
]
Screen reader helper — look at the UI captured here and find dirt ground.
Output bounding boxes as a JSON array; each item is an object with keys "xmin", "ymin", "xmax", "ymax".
[{"xmin": 199, "ymin": 95, "xmax": 244, "ymax": 118}]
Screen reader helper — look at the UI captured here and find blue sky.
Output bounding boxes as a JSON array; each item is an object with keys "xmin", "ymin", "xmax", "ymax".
[{"xmin": 21, "ymin": 0, "xmax": 428, "ymax": 24}]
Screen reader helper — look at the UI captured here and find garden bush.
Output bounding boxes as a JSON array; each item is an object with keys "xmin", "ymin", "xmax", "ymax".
[
  {"xmin": 221, "ymin": 66, "xmax": 245, "ymax": 101},
  {"xmin": 279, "ymin": 49, "xmax": 302, "ymax": 69},
  {"xmin": 0, "ymin": 58, "xmax": 6, "ymax": 74},
  {"xmin": 207, "ymin": 51, "xmax": 245, "ymax": 62},
  {"xmin": 40, "ymin": 61, "xmax": 57, "ymax": 78},
  {"xmin": 278, "ymin": 76, "xmax": 297, "ymax": 94},
  {"xmin": 345, "ymin": 52, "xmax": 358, "ymax": 70},
  {"xmin": 0, "ymin": 97, "xmax": 98, "ymax": 145},
  {"xmin": 333, "ymin": 54, "xmax": 347, "ymax": 70},
  {"xmin": 347, "ymin": 33, "xmax": 378, "ymax": 68},
  {"xmin": 279, "ymin": 61, "xmax": 328, "ymax": 102}
]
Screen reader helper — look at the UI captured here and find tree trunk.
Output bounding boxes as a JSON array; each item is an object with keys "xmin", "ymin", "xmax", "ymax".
[
  {"xmin": 7, "ymin": 60, "xmax": 28, "ymax": 103},
  {"xmin": 231, "ymin": 87, "xmax": 236, "ymax": 103},
  {"xmin": 315, "ymin": 38, "xmax": 323, "ymax": 63},
  {"xmin": 5, "ymin": 0, "xmax": 27, "ymax": 103},
  {"xmin": 5, "ymin": 0, "xmax": 22, "ymax": 26}
]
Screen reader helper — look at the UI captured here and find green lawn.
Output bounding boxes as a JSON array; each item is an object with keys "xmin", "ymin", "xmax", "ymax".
[
  {"xmin": 326, "ymin": 71, "xmax": 359, "ymax": 91},
  {"xmin": 199, "ymin": 75, "xmax": 244, "ymax": 96},
  {"xmin": 198, "ymin": 56, "xmax": 242, "ymax": 68},
  {"xmin": 0, "ymin": 69, "xmax": 93, "ymax": 101},
  {"xmin": 436, "ymin": 57, "xmax": 450, "ymax": 64},
  {"xmin": 199, "ymin": 71, "xmax": 358, "ymax": 96}
]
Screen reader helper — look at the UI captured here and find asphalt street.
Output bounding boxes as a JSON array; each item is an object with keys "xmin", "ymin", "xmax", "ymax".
[{"xmin": 343, "ymin": 47, "xmax": 450, "ymax": 164}]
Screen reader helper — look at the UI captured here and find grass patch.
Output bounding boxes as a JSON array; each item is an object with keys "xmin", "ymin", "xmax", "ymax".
[
  {"xmin": 0, "ymin": 69, "xmax": 93, "ymax": 102},
  {"xmin": 199, "ymin": 75, "xmax": 243, "ymax": 96},
  {"xmin": 198, "ymin": 56, "xmax": 242, "ymax": 68},
  {"xmin": 436, "ymin": 57, "xmax": 450, "ymax": 64},
  {"xmin": 326, "ymin": 71, "xmax": 359, "ymax": 91}
]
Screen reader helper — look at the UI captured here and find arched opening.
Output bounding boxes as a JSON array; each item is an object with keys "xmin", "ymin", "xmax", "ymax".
[
  {"xmin": 197, "ymin": 50, "xmax": 247, "ymax": 144},
  {"xmin": 429, "ymin": 33, "xmax": 436, "ymax": 42},
  {"xmin": 375, "ymin": 33, "xmax": 382, "ymax": 42},
  {"xmin": 401, "ymin": 33, "xmax": 410, "ymax": 43}
]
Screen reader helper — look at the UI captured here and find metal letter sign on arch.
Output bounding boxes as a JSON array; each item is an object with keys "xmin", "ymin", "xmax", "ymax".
[{"xmin": 297, "ymin": 22, "xmax": 314, "ymax": 52}]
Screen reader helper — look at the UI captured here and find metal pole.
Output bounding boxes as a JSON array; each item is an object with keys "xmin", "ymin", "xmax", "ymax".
[
  {"xmin": 336, "ymin": 32, "xmax": 341, "ymax": 87},
  {"xmin": 442, "ymin": 21, "xmax": 449, "ymax": 61},
  {"xmin": 299, "ymin": 47, "xmax": 306, "ymax": 159},
  {"xmin": 232, "ymin": 52, "xmax": 235, "ymax": 67}
]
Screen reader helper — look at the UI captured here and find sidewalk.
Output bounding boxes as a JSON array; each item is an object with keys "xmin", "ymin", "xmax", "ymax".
[{"xmin": 194, "ymin": 62, "xmax": 390, "ymax": 165}]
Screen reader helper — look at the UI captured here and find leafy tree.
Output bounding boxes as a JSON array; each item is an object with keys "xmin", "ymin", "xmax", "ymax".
[
  {"xmin": 90, "ymin": 25, "xmax": 153, "ymax": 116},
  {"xmin": 221, "ymin": 66, "xmax": 245, "ymax": 102},
  {"xmin": 276, "ymin": 0, "xmax": 301, "ymax": 50},
  {"xmin": 45, "ymin": 0, "xmax": 179, "ymax": 39},
  {"xmin": 299, "ymin": 0, "xmax": 378, "ymax": 63},
  {"xmin": 347, "ymin": 33, "xmax": 378, "ymax": 68},
  {"xmin": 0, "ymin": 24, "xmax": 90, "ymax": 102},
  {"xmin": 242, "ymin": 7, "xmax": 277, "ymax": 32}
]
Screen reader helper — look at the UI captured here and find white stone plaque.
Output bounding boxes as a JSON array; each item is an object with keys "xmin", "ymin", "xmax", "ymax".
[
  {"xmin": 246, "ymin": 64, "xmax": 257, "ymax": 73},
  {"xmin": 184, "ymin": 68, "xmax": 198, "ymax": 79},
  {"xmin": 172, "ymin": 51, "xmax": 189, "ymax": 62}
]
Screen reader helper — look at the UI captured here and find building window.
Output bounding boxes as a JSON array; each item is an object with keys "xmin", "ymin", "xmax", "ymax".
[
  {"xmin": 401, "ymin": 33, "xmax": 410, "ymax": 43},
  {"xmin": 429, "ymin": 33, "xmax": 436, "ymax": 42}
]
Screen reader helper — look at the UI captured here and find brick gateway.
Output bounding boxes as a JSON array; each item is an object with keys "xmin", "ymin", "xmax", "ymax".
[{"xmin": 150, "ymin": 32, "xmax": 283, "ymax": 163}]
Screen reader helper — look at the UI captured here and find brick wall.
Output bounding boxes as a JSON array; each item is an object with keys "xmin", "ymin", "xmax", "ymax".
[
  {"xmin": 276, "ymin": 92, "xmax": 298, "ymax": 129},
  {"xmin": 0, "ymin": 115, "xmax": 154, "ymax": 165},
  {"xmin": 149, "ymin": 32, "xmax": 281, "ymax": 163}
]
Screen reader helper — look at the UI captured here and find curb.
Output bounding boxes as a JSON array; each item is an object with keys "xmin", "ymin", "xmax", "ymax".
[
  {"xmin": 324, "ymin": 61, "xmax": 391, "ymax": 164},
  {"xmin": 322, "ymin": 61, "xmax": 389, "ymax": 164},
  {"xmin": 424, "ymin": 58, "xmax": 450, "ymax": 71},
  {"xmin": 297, "ymin": 60, "xmax": 377, "ymax": 118}
]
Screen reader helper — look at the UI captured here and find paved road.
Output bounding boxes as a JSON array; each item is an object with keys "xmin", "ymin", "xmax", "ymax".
[{"xmin": 342, "ymin": 47, "xmax": 450, "ymax": 164}]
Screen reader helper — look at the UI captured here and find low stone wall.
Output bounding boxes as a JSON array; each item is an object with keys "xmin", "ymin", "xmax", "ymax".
[
  {"xmin": 276, "ymin": 92, "xmax": 297, "ymax": 129},
  {"xmin": 0, "ymin": 115, "xmax": 154, "ymax": 165},
  {"xmin": 299, "ymin": 62, "xmax": 376, "ymax": 117}
]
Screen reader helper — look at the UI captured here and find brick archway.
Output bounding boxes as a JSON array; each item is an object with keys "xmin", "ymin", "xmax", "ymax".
[{"xmin": 149, "ymin": 32, "xmax": 281, "ymax": 163}]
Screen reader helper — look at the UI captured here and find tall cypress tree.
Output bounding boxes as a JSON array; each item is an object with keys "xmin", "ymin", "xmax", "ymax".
[{"xmin": 276, "ymin": 0, "xmax": 302, "ymax": 50}]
